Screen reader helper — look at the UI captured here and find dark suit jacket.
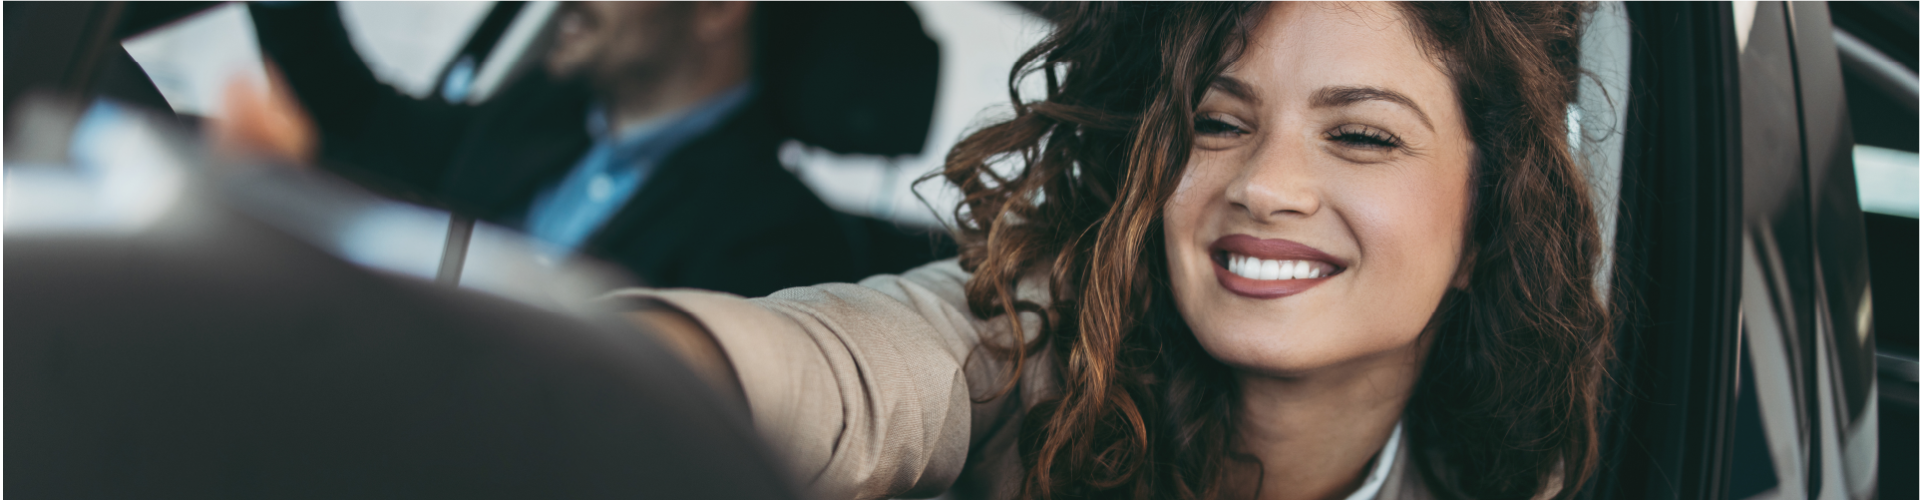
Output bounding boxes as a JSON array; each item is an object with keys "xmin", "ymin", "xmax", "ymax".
[{"xmin": 248, "ymin": 3, "xmax": 860, "ymax": 297}]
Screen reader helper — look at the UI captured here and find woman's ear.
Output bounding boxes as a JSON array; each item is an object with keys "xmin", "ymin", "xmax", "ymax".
[
  {"xmin": 1451, "ymin": 186, "xmax": 1479, "ymax": 290},
  {"xmin": 1450, "ymin": 243, "xmax": 1475, "ymax": 290}
]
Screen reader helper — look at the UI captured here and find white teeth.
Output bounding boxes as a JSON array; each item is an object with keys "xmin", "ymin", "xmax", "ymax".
[{"xmin": 1225, "ymin": 254, "xmax": 1333, "ymax": 281}]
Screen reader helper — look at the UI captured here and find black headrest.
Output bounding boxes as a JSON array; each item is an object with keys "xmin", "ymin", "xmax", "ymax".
[{"xmin": 757, "ymin": 2, "xmax": 941, "ymax": 157}]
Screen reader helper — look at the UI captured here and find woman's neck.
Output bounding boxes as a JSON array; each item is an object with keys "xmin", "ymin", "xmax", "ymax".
[{"xmin": 1228, "ymin": 341, "xmax": 1426, "ymax": 500}]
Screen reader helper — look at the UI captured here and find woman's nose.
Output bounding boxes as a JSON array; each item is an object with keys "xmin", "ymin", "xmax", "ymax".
[{"xmin": 1224, "ymin": 138, "xmax": 1322, "ymax": 222}]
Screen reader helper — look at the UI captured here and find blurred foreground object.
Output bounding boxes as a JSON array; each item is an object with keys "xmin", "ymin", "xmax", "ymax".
[{"xmin": 6, "ymin": 95, "xmax": 799, "ymax": 500}]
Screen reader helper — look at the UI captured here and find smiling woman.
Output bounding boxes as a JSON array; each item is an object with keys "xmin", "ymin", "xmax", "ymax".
[
  {"xmin": 940, "ymin": 3, "xmax": 1606, "ymax": 498},
  {"xmin": 618, "ymin": 3, "xmax": 1610, "ymax": 500}
]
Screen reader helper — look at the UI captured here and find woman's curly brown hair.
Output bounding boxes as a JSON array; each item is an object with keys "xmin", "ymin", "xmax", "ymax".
[{"xmin": 932, "ymin": 3, "xmax": 1611, "ymax": 499}]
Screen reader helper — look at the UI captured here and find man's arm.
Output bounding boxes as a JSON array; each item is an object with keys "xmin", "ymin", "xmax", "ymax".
[{"xmin": 246, "ymin": 2, "xmax": 473, "ymax": 194}]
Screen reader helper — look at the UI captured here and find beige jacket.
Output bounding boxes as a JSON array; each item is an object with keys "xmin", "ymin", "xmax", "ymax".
[{"xmin": 608, "ymin": 259, "xmax": 1433, "ymax": 500}]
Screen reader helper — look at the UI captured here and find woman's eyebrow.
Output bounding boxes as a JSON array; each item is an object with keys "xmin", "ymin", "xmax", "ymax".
[
  {"xmin": 1309, "ymin": 85, "xmax": 1434, "ymax": 131},
  {"xmin": 1208, "ymin": 76, "xmax": 1259, "ymax": 105}
]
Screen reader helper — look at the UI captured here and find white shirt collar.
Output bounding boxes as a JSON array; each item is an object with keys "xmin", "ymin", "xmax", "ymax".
[{"xmin": 1340, "ymin": 421, "xmax": 1404, "ymax": 500}]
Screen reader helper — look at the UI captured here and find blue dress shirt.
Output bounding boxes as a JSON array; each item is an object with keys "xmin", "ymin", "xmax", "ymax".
[{"xmin": 523, "ymin": 82, "xmax": 756, "ymax": 252}]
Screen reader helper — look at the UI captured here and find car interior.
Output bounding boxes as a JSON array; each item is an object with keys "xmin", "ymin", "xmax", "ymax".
[{"xmin": 5, "ymin": 2, "xmax": 1912, "ymax": 499}]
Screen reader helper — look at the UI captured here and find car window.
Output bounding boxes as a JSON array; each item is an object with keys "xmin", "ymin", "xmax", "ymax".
[
  {"xmin": 123, "ymin": 2, "xmax": 495, "ymax": 116},
  {"xmin": 1575, "ymin": 1, "xmax": 1633, "ymax": 299}
]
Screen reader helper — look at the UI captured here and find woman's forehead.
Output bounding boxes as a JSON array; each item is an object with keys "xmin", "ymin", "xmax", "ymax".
[{"xmin": 1223, "ymin": 2, "xmax": 1455, "ymax": 115}]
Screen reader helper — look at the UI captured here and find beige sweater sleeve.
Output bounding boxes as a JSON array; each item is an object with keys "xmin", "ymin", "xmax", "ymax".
[{"xmin": 604, "ymin": 260, "xmax": 1033, "ymax": 500}]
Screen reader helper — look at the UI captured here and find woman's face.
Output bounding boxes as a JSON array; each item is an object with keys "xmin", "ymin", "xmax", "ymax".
[{"xmin": 1164, "ymin": 3, "xmax": 1476, "ymax": 377}]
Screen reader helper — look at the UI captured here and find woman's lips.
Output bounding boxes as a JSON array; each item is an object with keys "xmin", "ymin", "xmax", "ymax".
[{"xmin": 1208, "ymin": 235, "xmax": 1349, "ymax": 299}]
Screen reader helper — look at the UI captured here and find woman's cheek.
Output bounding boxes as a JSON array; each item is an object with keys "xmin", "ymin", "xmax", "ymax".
[
  {"xmin": 1344, "ymin": 174, "xmax": 1467, "ymax": 333},
  {"xmin": 1328, "ymin": 181, "xmax": 1443, "ymax": 319},
  {"xmin": 1167, "ymin": 153, "xmax": 1226, "ymax": 211},
  {"xmin": 1162, "ymin": 159, "xmax": 1227, "ymax": 325},
  {"xmin": 1162, "ymin": 157, "xmax": 1231, "ymax": 254}
]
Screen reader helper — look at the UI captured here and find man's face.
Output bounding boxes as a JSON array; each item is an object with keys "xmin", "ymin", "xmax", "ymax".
[{"xmin": 545, "ymin": 2, "xmax": 696, "ymax": 87}]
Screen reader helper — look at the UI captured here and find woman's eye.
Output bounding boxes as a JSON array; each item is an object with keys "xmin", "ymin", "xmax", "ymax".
[
  {"xmin": 1194, "ymin": 116, "xmax": 1246, "ymax": 136},
  {"xmin": 1326, "ymin": 125, "xmax": 1402, "ymax": 150}
]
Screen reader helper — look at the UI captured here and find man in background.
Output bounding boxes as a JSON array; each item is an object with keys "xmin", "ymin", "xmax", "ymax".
[{"xmin": 246, "ymin": 2, "xmax": 889, "ymax": 297}]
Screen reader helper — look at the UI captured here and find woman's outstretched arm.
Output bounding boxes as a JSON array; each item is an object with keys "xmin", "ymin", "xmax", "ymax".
[{"xmin": 605, "ymin": 261, "xmax": 1035, "ymax": 500}]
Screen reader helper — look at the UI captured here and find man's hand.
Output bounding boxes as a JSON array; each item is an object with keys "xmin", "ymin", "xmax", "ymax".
[{"xmin": 210, "ymin": 62, "xmax": 316, "ymax": 164}]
